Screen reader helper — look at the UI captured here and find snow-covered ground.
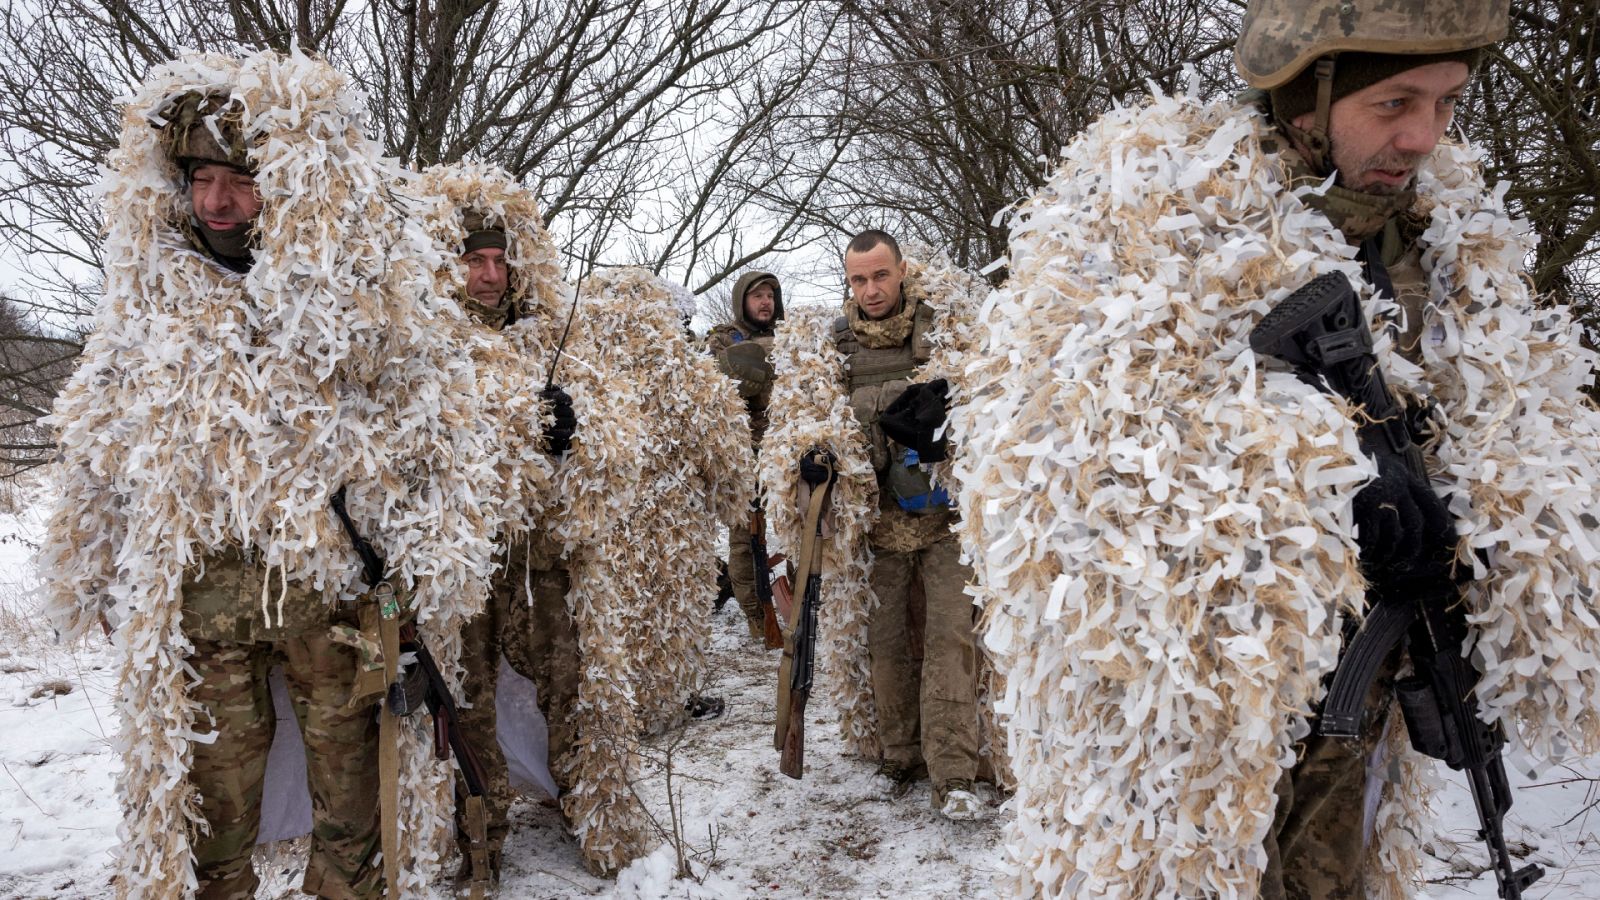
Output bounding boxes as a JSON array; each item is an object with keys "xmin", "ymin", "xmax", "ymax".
[{"xmin": 0, "ymin": 488, "xmax": 1595, "ymax": 899}]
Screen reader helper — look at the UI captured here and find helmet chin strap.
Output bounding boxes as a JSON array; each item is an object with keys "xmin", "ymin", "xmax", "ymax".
[
  {"xmin": 1314, "ymin": 57, "xmax": 1336, "ymax": 146},
  {"xmin": 1274, "ymin": 55, "xmax": 1414, "ymax": 245},
  {"xmin": 1282, "ymin": 56, "xmax": 1339, "ymax": 176}
]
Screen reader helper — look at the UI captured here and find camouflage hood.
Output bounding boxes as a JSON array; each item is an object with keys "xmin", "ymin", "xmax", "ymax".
[
  {"xmin": 729, "ymin": 269, "xmax": 784, "ymax": 336},
  {"xmin": 412, "ymin": 160, "xmax": 566, "ymax": 328}
]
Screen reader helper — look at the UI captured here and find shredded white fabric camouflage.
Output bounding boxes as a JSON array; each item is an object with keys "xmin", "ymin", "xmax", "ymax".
[
  {"xmin": 38, "ymin": 50, "xmax": 503, "ymax": 898},
  {"xmin": 951, "ymin": 84, "xmax": 1600, "ymax": 899}
]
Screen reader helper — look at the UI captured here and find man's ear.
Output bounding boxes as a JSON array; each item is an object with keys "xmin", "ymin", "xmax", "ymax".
[{"xmin": 898, "ymin": 259, "xmax": 908, "ymax": 277}]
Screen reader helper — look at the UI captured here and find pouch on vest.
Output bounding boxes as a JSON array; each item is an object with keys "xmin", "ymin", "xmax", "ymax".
[{"xmin": 887, "ymin": 447, "xmax": 950, "ymax": 514}]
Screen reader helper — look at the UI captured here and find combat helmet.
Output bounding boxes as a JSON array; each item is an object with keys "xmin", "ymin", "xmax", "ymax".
[
  {"xmin": 1236, "ymin": 0, "xmax": 1509, "ymax": 90},
  {"xmin": 150, "ymin": 90, "xmax": 253, "ymax": 175}
]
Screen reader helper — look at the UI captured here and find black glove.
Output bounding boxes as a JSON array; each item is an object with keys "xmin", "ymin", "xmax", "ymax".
[
  {"xmin": 1352, "ymin": 459, "xmax": 1457, "ymax": 589},
  {"xmin": 721, "ymin": 341, "xmax": 773, "ymax": 398},
  {"xmin": 540, "ymin": 385, "xmax": 577, "ymax": 458},
  {"xmin": 880, "ymin": 378, "xmax": 950, "ymax": 463},
  {"xmin": 799, "ymin": 449, "xmax": 835, "ymax": 487}
]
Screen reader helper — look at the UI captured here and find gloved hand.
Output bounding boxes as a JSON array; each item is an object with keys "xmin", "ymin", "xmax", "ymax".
[
  {"xmin": 720, "ymin": 341, "xmax": 773, "ymax": 398},
  {"xmin": 799, "ymin": 449, "xmax": 835, "ymax": 487},
  {"xmin": 880, "ymin": 378, "xmax": 950, "ymax": 463},
  {"xmin": 1352, "ymin": 459, "xmax": 1458, "ymax": 588},
  {"xmin": 540, "ymin": 385, "xmax": 577, "ymax": 458}
]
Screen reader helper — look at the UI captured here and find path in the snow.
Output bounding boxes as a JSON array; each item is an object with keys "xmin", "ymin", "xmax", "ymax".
[{"xmin": 1, "ymin": 484, "xmax": 1597, "ymax": 898}]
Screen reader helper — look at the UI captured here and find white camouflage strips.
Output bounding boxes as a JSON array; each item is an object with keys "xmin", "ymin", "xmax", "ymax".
[
  {"xmin": 558, "ymin": 265, "xmax": 755, "ymax": 875},
  {"xmin": 38, "ymin": 50, "xmax": 508, "ymax": 898},
  {"xmin": 759, "ymin": 249, "xmax": 1001, "ymax": 768},
  {"xmin": 949, "ymin": 80, "xmax": 1600, "ymax": 899}
]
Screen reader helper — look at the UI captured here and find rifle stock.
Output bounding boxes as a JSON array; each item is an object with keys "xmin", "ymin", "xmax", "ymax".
[
  {"xmin": 1250, "ymin": 271, "xmax": 1542, "ymax": 899},
  {"xmin": 751, "ymin": 504, "xmax": 784, "ymax": 650},
  {"xmin": 775, "ymin": 452, "xmax": 834, "ymax": 779}
]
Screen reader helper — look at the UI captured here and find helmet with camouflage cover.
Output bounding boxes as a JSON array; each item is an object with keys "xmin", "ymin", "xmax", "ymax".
[
  {"xmin": 1236, "ymin": 0, "xmax": 1509, "ymax": 89},
  {"xmin": 151, "ymin": 89, "xmax": 253, "ymax": 174}
]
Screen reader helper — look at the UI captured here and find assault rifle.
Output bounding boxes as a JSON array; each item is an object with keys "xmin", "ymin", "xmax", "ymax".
[
  {"xmin": 329, "ymin": 486, "xmax": 494, "ymax": 897},
  {"xmin": 775, "ymin": 450, "xmax": 835, "ymax": 779},
  {"xmin": 1249, "ymin": 272, "xmax": 1543, "ymax": 900},
  {"xmin": 750, "ymin": 501, "xmax": 785, "ymax": 650}
]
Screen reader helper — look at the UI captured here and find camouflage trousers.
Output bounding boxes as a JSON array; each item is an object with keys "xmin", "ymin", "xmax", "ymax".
[
  {"xmin": 454, "ymin": 561, "xmax": 579, "ymax": 858},
  {"xmin": 1260, "ymin": 648, "xmax": 1402, "ymax": 900},
  {"xmin": 866, "ymin": 533, "xmax": 980, "ymax": 786},
  {"xmin": 726, "ymin": 519, "xmax": 762, "ymax": 632},
  {"xmin": 187, "ymin": 633, "xmax": 382, "ymax": 900}
]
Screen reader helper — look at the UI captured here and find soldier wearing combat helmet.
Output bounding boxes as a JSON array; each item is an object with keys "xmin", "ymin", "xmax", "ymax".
[
  {"xmin": 160, "ymin": 90, "xmax": 260, "ymax": 272},
  {"xmin": 951, "ymin": 0, "xmax": 1600, "ymax": 896},
  {"xmin": 1236, "ymin": 2, "xmax": 1508, "ymax": 897},
  {"xmin": 153, "ymin": 87, "xmax": 385, "ymax": 899}
]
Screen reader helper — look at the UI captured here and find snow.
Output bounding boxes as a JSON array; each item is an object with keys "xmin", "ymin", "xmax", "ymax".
[{"xmin": 0, "ymin": 486, "xmax": 1596, "ymax": 899}]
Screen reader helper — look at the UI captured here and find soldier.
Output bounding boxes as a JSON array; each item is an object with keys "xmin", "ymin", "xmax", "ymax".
[
  {"xmin": 952, "ymin": 1, "xmax": 1599, "ymax": 896},
  {"xmin": 1233, "ymin": 6, "xmax": 1502, "ymax": 896},
  {"xmin": 162, "ymin": 93, "xmax": 386, "ymax": 900},
  {"xmin": 832, "ymin": 230, "xmax": 982, "ymax": 821},
  {"xmin": 448, "ymin": 207, "xmax": 579, "ymax": 893},
  {"xmin": 706, "ymin": 271, "xmax": 785, "ymax": 644}
]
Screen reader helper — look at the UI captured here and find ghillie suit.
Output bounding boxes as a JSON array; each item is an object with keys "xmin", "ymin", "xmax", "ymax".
[
  {"xmin": 950, "ymin": 85, "xmax": 1600, "ymax": 899},
  {"xmin": 410, "ymin": 160, "xmax": 650, "ymax": 877},
  {"xmin": 759, "ymin": 245, "xmax": 1008, "ymax": 784},
  {"xmin": 37, "ymin": 50, "xmax": 505, "ymax": 898},
  {"xmin": 411, "ymin": 160, "xmax": 648, "ymax": 566},
  {"xmin": 555, "ymin": 266, "xmax": 754, "ymax": 875}
]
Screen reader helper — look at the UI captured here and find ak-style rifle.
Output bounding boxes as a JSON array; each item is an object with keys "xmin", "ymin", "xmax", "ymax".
[
  {"xmin": 775, "ymin": 450, "xmax": 835, "ymax": 779},
  {"xmin": 750, "ymin": 501, "xmax": 786, "ymax": 650},
  {"xmin": 1249, "ymin": 271, "xmax": 1542, "ymax": 900}
]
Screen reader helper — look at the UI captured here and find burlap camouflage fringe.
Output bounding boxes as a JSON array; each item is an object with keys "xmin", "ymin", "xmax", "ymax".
[
  {"xmin": 951, "ymin": 82, "xmax": 1600, "ymax": 899},
  {"xmin": 760, "ymin": 247, "xmax": 1005, "ymax": 779},
  {"xmin": 38, "ymin": 50, "xmax": 504, "ymax": 898},
  {"xmin": 543, "ymin": 267, "xmax": 752, "ymax": 875},
  {"xmin": 412, "ymin": 160, "xmax": 650, "ymax": 554}
]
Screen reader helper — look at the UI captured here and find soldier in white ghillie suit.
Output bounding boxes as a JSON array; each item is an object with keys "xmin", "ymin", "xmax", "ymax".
[
  {"xmin": 953, "ymin": 0, "xmax": 1600, "ymax": 897},
  {"xmin": 39, "ymin": 51, "xmax": 505, "ymax": 899}
]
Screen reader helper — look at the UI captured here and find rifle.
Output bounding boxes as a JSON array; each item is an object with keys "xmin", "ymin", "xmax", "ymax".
[
  {"xmin": 776, "ymin": 450, "xmax": 834, "ymax": 779},
  {"xmin": 750, "ymin": 501, "xmax": 785, "ymax": 650},
  {"xmin": 1249, "ymin": 271, "xmax": 1543, "ymax": 900},
  {"xmin": 329, "ymin": 486, "xmax": 495, "ymax": 898}
]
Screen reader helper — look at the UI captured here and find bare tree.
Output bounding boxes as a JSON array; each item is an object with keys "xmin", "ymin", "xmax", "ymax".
[
  {"xmin": 770, "ymin": 0, "xmax": 1237, "ymax": 278},
  {"xmin": 1467, "ymin": 1, "xmax": 1599, "ymax": 319},
  {"xmin": 0, "ymin": 297, "xmax": 78, "ymax": 474},
  {"xmin": 777, "ymin": 0, "xmax": 1598, "ymax": 344},
  {"xmin": 0, "ymin": 0, "xmax": 834, "ymax": 470}
]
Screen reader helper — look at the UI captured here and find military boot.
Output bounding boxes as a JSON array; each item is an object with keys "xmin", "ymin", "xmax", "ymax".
[
  {"xmin": 873, "ymin": 759, "xmax": 922, "ymax": 798},
  {"xmin": 935, "ymin": 778, "xmax": 983, "ymax": 821}
]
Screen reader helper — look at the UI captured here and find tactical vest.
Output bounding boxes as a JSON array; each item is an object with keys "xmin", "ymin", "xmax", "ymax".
[
  {"xmin": 832, "ymin": 302, "xmax": 935, "ymax": 388},
  {"xmin": 834, "ymin": 301, "xmax": 952, "ymax": 549}
]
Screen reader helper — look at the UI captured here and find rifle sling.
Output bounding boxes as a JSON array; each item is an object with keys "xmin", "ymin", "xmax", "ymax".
[
  {"xmin": 788, "ymin": 482, "xmax": 830, "ymax": 628},
  {"xmin": 377, "ymin": 600, "xmax": 402, "ymax": 892},
  {"xmin": 775, "ymin": 470, "xmax": 833, "ymax": 755}
]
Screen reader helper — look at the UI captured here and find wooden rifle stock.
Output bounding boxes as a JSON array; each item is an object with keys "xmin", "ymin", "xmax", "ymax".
[
  {"xmin": 751, "ymin": 504, "xmax": 785, "ymax": 650},
  {"xmin": 776, "ymin": 453, "xmax": 832, "ymax": 779}
]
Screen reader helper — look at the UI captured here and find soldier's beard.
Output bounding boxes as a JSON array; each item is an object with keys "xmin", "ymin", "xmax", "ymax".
[{"xmin": 1335, "ymin": 147, "xmax": 1429, "ymax": 197}]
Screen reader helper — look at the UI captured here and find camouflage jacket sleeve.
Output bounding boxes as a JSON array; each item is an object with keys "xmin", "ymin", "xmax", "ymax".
[
  {"xmin": 706, "ymin": 325, "xmax": 768, "ymax": 400},
  {"xmin": 704, "ymin": 324, "xmax": 738, "ymax": 356}
]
